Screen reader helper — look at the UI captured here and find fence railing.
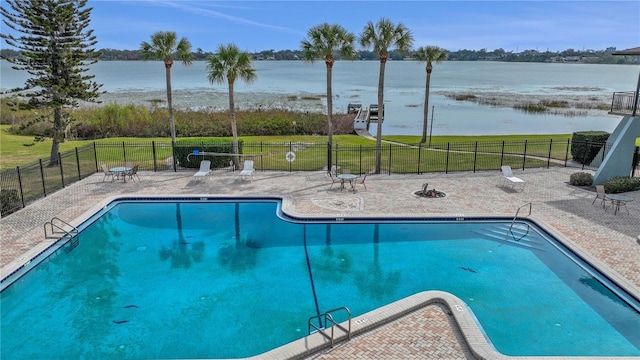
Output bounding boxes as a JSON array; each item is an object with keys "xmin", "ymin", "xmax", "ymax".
[
  {"xmin": 0, "ymin": 139, "xmax": 612, "ymax": 217},
  {"xmin": 610, "ymin": 91, "xmax": 638, "ymax": 115}
]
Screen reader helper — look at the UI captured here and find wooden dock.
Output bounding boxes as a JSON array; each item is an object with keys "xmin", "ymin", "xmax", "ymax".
[{"xmin": 349, "ymin": 102, "xmax": 383, "ymax": 133}]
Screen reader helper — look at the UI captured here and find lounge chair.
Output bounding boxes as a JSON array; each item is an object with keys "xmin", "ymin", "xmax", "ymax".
[
  {"xmin": 239, "ymin": 160, "xmax": 255, "ymax": 181},
  {"xmin": 101, "ymin": 164, "xmax": 115, "ymax": 182},
  {"xmin": 592, "ymin": 185, "xmax": 610, "ymax": 208},
  {"xmin": 193, "ymin": 160, "xmax": 211, "ymax": 180},
  {"xmin": 500, "ymin": 165, "xmax": 525, "ymax": 190}
]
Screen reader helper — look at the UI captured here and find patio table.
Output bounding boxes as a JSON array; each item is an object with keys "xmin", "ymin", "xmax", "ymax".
[
  {"xmin": 110, "ymin": 166, "xmax": 132, "ymax": 182},
  {"xmin": 606, "ymin": 194, "xmax": 632, "ymax": 215}
]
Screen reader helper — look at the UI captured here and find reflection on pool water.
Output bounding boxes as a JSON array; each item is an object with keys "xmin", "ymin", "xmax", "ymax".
[{"xmin": 1, "ymin": 198, "xmax": 639, "ymax": 359}]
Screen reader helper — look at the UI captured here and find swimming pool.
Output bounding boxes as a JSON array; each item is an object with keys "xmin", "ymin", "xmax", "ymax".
[{"xmin": 1, "ymin": 197, "xmax": 639, "ymax": 359}]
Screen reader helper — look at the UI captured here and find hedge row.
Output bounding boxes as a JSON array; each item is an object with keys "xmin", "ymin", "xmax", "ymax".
[{"xmin": 570, "ymin": 131, "xmax": 609, "ymax": 165}]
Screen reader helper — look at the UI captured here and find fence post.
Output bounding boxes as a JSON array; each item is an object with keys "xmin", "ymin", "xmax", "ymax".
[
  {"xmin": 547, "ymin": 139, "xmax": 553, "ymax": 169},
  {"xmin": 473, "ymin": 141, "xmax": 478, "ymax": 173},
  {"xmin": 500, "ymin": 141, "xmax": 505, "ymax": 167},
  {"xmin": 93, "ymin": 142, "xmax": 98, "ymax": 172},
  {"xmin": 39, "ymin": 159, "xmax": 47, "ymax": 197},
  {"xmin": 58, "ymin": 152, "xmax": 65, "ymax": 188},
  {"xmin": 171, "ymin": 140, "xmax": 177, "ymax": 172},
  {"xmin": 122, "ymin": 141, "xmax": 127, "ymax": 164},
  {"xmin": 16, "ymin": 166, "xmax": 25, "ymax": 209},
  {"xmin": 445, "ymin": 142, "xmax": 450, "ymax": 174},
  {"xmin": 564, "ymin": 139, "xmax": 570, "ymax": 167},
  {"xmin": 522, "ymin": 140, "xmax": 528, "ymax": 170},
  {"xmin": 152, "ymin": 141, "xmax": 157, "ymax": 172},
  {"xmin": 75, "ymin": 147, "xmax": 81, "ymax": 180},
  {"xmin": 388, "ymin": 143, "xmax": 392, "ymax": 175},
  {"xmin": 327, "ymin": 142, "xmax": 332, "ymax": 173},
  {"xmin": 632, "ymin": 146, "xmax": 639, "ymax": 177}
]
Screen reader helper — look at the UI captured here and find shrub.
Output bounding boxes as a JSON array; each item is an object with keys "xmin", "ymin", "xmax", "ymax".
[
  {"xmin": 0, "ymin": 189, "xmax": 21, "ymax": 215},
  {"xmin": 570, "ymin": 131, "xmax": 609, "ymax": 165},
  {"xmin": 569, "ymin": 172, "xmax": 593, "ymax": 186},
  {"xmin": 174, "ymin": 138, "xmax": 240, "ymax": 169},
  {"xmin": 601, "ymin": 176, "xmax": 640, "ymax": 194},
  {"xmin": 72, "ymin": 123, "xmax": 102, "ymax": 139}
]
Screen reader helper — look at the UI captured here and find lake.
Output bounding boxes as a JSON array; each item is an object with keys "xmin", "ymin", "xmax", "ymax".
[{"xmin": 1, "ymin": 60, "xmax": 636, "ymax": 136}]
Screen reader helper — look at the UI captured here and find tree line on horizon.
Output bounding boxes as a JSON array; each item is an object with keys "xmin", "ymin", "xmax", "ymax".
[{"xmin": 2, "ymin": 46, "xmax": 638, "ymax": 64}]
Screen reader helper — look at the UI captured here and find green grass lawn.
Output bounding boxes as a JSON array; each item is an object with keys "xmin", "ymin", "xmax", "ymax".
[{"xmin": 4, "ymin": 124, "xmax": 637, "ymax": 172}]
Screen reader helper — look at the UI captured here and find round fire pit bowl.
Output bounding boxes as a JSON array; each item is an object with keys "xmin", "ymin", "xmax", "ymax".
[{"xmin": 414, "ymin": 189, "xmax": 447, "ymax": 198}]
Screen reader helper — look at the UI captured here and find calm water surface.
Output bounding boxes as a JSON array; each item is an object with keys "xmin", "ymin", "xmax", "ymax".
[{"xmin": 1, "ymin": 60, "xmax": 636, "ymax": 136}]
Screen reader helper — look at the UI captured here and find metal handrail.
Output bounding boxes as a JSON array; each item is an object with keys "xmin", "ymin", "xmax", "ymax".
[
  {"xmin": 44, "ymin": 217, "xmax": 79, "ymax": 240},
  {"xmin": 610, "ymin": 91, "xmax": 637, "ymax": 115},
  {"xmin": 308, "ymin": 306, "xmax": 351, "ymax": 348},
  {"xmin": 507, "ymin": 203, "xmax": 532, "ymax": 241}
]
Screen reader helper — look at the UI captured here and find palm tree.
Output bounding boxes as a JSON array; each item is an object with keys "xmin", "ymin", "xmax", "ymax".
[
  {"xmin": 140, "ymin": 31, "xmax": 193, "ymax": 146},
  {"xmin": 206, "ymin": 43, "xmax": 257, "ymax": 168},
  {"xmin": 415, "ymin": 46, "xmax": 447, "ymax": 144},
  {"xmin": 301, "ymin": 23, "xmax": 356, "ymax": 171},
  {"xmin": 360, "ymin": 18, "xmax": 413, "ymax": 173}
]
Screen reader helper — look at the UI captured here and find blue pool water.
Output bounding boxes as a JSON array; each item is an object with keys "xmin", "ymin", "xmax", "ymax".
[{"xmin": 1, "ymin": 198, "xmax": 639, "ymax": 359}]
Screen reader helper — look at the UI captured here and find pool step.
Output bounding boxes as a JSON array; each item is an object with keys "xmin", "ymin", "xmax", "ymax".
[{"xmin": 472, "ymin": 224, "xmax": 546, "ymax": 251}]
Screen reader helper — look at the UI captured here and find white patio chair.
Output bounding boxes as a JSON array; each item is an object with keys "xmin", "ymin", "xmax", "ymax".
[
  {"xmin": 193, "ymin": 160, "xmax": 211, "ymax": 180},
  {"xmin": 500, "ymin": 165, "xmax": 525, "ymax": 190},
  {"xmin": 239, "ymin": 160, "xmax": 255, "ymax": 181}
]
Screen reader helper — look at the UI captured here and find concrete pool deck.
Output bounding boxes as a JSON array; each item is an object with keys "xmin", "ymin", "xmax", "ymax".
[{"xmin": 1, "ymin": 167, "xmax": 639, "ymax": 359}]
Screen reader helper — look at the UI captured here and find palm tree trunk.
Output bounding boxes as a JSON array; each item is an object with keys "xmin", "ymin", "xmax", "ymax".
[
  {"xmin": 375, "ymin": 59, "xmax": 386, "ymax": 174},
  {"xmin": 326, "ymin": 62, "xmax": 334, "ymax": 169},
  {"xmin": 165, "ymin": 63, "xmax": 176, "ymax": 144},
  {"xmin": 229, "ymin": 81, "xmax": 240, "ymax": 168},
  {"xmin": 421, "ymin": 68, "xmax": 430, "ymax": 143}
]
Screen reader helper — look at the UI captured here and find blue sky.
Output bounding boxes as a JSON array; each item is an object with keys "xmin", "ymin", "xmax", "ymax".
[{"xmin": 3, "ymin": 1, "xmax": 640, "ymax": 53}]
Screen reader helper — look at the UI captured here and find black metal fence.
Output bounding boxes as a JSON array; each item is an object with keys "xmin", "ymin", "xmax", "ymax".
[{"xmin": 0, "ymin": 139, "xmax": 616, "ymax": 217}]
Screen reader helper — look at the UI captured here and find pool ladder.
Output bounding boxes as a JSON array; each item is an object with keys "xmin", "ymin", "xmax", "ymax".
[
  {"xmin": 44, "ymin": 217, "xmax": 79, "ymax": 252},
  {"xmin": 308, "ymin": 307, "xmax": 352, "ymax": 348},
  {"xmin": 507, "ymin": 202, "xmax": 532, "ymax": 242}
]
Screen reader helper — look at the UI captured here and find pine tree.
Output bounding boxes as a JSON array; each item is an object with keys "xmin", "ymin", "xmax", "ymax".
[{"xmin": 1, "ymin": 0, "xmax": 102, "ymax": 165}]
